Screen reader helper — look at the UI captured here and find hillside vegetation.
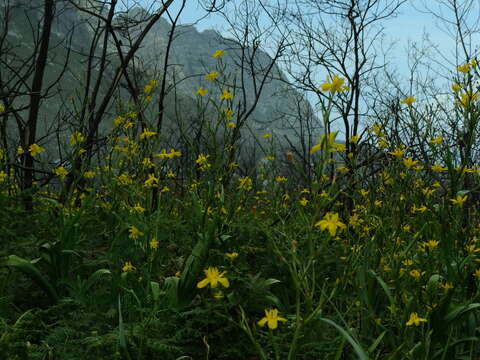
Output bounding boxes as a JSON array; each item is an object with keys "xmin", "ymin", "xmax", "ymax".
[{"xmin": 2, "ymin": 0, "xmax": 480, "ymax": 359}]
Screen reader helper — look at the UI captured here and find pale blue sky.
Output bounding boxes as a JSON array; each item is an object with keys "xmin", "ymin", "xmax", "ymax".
[{"xmin": 155, "ymin": 1, "xmax": 475, "ymax": 75}]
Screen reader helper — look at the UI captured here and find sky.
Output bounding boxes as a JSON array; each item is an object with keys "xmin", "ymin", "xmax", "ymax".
[
  {"xmin": 132, "ymin": 0, "xmax": 479, "ymax": 136},
  {"xmin": 148, "ymin": 0, "xmax": 479, "ymax": 76}
]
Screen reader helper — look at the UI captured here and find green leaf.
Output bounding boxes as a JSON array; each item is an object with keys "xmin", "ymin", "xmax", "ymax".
[
  {"xmin": 318, "ymin": 317, "xmax": 369, "ymax": 360},
  {"xmin": 444, "ymin": 303, "xmax": 480, "ymax": 324},
  {"xmin": 1, "ymin": 255, "xmax": 58, "ymax": 303}
]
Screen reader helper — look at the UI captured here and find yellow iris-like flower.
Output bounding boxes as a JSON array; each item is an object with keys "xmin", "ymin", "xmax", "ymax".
[
  {"xmin": 226, "ymin": 252, "xmax": 239, "ymax": 260},
  {"xmin": 257, "ymin": 309, "xmax": 287, "ymax": 330},
  {"xmin": 70, "ymin": 131, "xmax": 85, "ymax": 145},
  {"xmin": 53, "ymin": 166, "xmax": 69, "ymax": 180},
  {"xmin": 29, "ymin": 143, "xmax": 45, "ymax": 157},
  {"xmin": 450, "ymin": 194, "xmax": 468, "ymax": 206},
  {"xmin": 401, "ymin": 96, "xmax": 416, "ymax": 107},
  {"xmin": 197, "ymin": 267, "xmax": 230, "ymax": 289},
  {"xmin": 315, "ymin": 212, "xmax": 347, "ymax": 237},
  {"xmin": 144, "ymin": 174, "xmax": 159, "ymax": 187},
  {"xmin": 204, "ymin": 71, "xmax": 219, "ymax": 81},
  {"xmin": 212, "ymin": 49, "xmax": 226, "ymax": 58},
  {"xmin": 237, "ymin": 176, "xmax": 253, "ymax": 191},
  {"xmin": 451, "ymin": 83, "xmax": 462, "ymax": 92},
  {"xmin": 431, "ymin": 164, "xmax": 447, "ymax": 172},
  {"xmin": 299, "ymin": 198, "xmax": 309, "ymax": 206},
  {"xmin": 403, "ymin": 157, "xmax": 419, "ymax": 169},
  {"xmin": 222, "ymin": 108, "xmax": 233, "ymax": 120},
  {"xmin": 406, "ymin": 312, "xmax": 427, "ymax": 326},
  {"xmin": 220, "ymin": 89, "xmax": 233, "ymax": 100},
  {"xmin": 320, "ymin": 75, "xmax": 349, "ymax": 93},
  {"xmin": 150, "ymin": 238, "xmax": 159, "ymax": 249},
  {"xmin": 196, "ymin": 87, "xmax": 207, "ymax": 96},
  {"xmin": 0, "ymin": 171, "xmax": 7, "ymax": 183},
  {"xmin": 457, "ymin": 63, "xmax": 471, "ymax": 73},
  {"xmin": 310, "ymin": 132, "xmax": 342, "ymax": 154},
  {"xmin": 140, "ymin": 129, "xmax": 157, "ymax": 140},
  {"xmin": 456, "ymin": 90, "xmax": 479, "ymax": 107},
  {"xmin": 388, "ymin": 148, "xmax": 405, "ymax": 158},
  {"xmin": 122, "ymin": 261, "xmax": 136, "ymax": 272},
  {"xmin": 129, "ymin": 225, "xmax": 144, "ymax": 239},
  {"xmin": 429, "ymin": 136, "xmax": 443, "ymax": 144}
]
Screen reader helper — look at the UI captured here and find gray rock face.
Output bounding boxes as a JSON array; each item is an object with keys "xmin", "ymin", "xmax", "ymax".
[{"xmin": 2, "ymin": 1, "xmax": 321, "ymax": 154}]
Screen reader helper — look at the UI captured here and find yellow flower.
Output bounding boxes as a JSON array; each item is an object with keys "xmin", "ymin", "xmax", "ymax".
[
  {"xmin": 150, "ymin": 238, "xmax": 159, "ymax": 249},
  {"xmin": 456, "ymin": 90, "xmax": 479, "ymax": 107},
  {"xmin": 129, "ymin": 225, "xmax": 144, "ymax": 239},
  {"xmin": 29, "ymin": 143, "xmax": 45, "ymax": 157},
  {"xmin": 196, "ymin": 87, "xmax": 207, "ymax": 96},
  {"xmin": 320, "ymin": 75, "xmax": 349, "ymax": 93},
  {"xmin": 144, "ymin": 80, "xmax": 158, "ymax": 94},
  {"xmin": 315, "ymin": 212, "xmax": 346, "ymax": 237},
  {"xmin": 349, "ymin": 135, "xmax": 360, "ymax": 143},
  {"xmin": 84, "ymin": 171, "xmax": 97, "ymax": 179},
  {"xmin": 409, "ymin": 269, "xmax": 424, "ymax": 280},
  {"xmin": 450, "ymin": 194, "xmax": 468, "ymax": 206},
  {"xmin": 262, "ymin": 133, "xmax": 272, "ymax": 139},
  {"xmin": 429, "ymin": 136, "xmax": 443, "ymax": 144},
  {"xmin": 411, "ymin": 204, "xmax": 427, "ymax": 213},
  {"xmin": 422, "ymin": 240, "xmax": 440, "ymax": 250},
  {"xmin": 299, "ymin": 198, "xmax": 309, "ymax": 206},
  {"xmin": 197, "ymin": 267, "xmax": 230, "ymax": 289},
  {"xmin": 0, "ymin": 104, "xmax": 4, "ymax": 113},
  {"xmin": 403, "ymin": 157, "xmax": 419, "ymax": 169},
  {"xmin": 237, "ymin": 176, "xmax": 253, "ymax": 191},
  {"xmin": 140, "ymin": 129, "xmax": 157, "ymax": 140},
  {"xmin": 212, "ymin": 49, "xmax": 226, "ymax": 58},
  {"xmin": 388, "ymin": 148, "xmax": 405, "ymax": 158},
  {"xmin": 441, "ymin": 282, "xmax": 453, "ymax": 291},
  {"xmin": 113, "ymin": 116, "xmax": 125, "ymax": 127},
  {"xmin": 220, "ymin": 89, "xmax": 233, "ymax": 100},
  {"xmin": 144, "ymin": 174, "xmax": 159, "ymax": 187},
  {"xmin": 227, "ymin": 121, "xmax": 236, "ymax": 128},
  {"xmin": 70, "ymin": 131, "xmax": 85, "ymax": 145},
  {"xmin": 196, "ymin": 154, "xmax": 211, "ymax": 171},
  {"xmin": 122, "ymin": 261, "xmax": 136, "ymax": 272},
  {"xmin": 0, "ymin": 171, "xmax": 7, "ymax": 183},
  {"xmin": 223, "ymin": 108, "xmax": 234, "ymax": 120},
  {"xmin": 457, "ymin": 63, "xmax": 471, "ymax": 73},
  {"xmin": 275, "ymin": 176, "xmax": 287, "ymax": 182},
  {"xmin": 132, "ymin": 203, "xmax": 145, "ymax": 213},
  {"xmin": 474, "ymin": 269, "xmax": 480, "ymax": 280},
  {"xmin": 310, "ymin": 132, "xmax": 341, "ymax": 154},
  {"xmin": 257, "ymin": 309, "xmax": 287, "ymax": 330},
  {"xmin": 431, "ymin": 164, "xmax": 447, "ymax": 172},
  {"xmin": 401, "ymin": 96, "xmax": 416, "ymax": 107},
  {"xmin": 53, "ymin": 166, "xmax": 69, "ymax": 180},
  {"xmin": 451, "ymin": 83, "xmax": 462, "ymax": 92},
  {"xmin": 359, "ymin": 189, "xmax": 369, "ymax": 197},
  {"xmin": 406, "ymin": 312, "xmax": 427, "ymax": 326},
  {"xmin": 226, "ymin": 252, "xmax": 238, "ymax": 260},
  {"xmin": 17, "ymin": 146, "xmax": 24, "ymax": 155},
  {"xmin": 204, "ymin": 71, "xmax": 218, "ymax": 81}
]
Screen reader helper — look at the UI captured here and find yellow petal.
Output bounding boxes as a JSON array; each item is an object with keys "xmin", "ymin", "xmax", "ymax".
[
  {"xmin": 197, "ymin": 278, "xmax": 210, "ymax": 288},
  {"xmin": 218, "ymin": 277, "xmax": 230, "ymax": 288},
  {"xmin": 267, "ymin": 318, "xmax": 278, "ymax": 329},
  {"xmin": 257, "ymin": 318, "xmax": 268, "ymax": 327}
]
